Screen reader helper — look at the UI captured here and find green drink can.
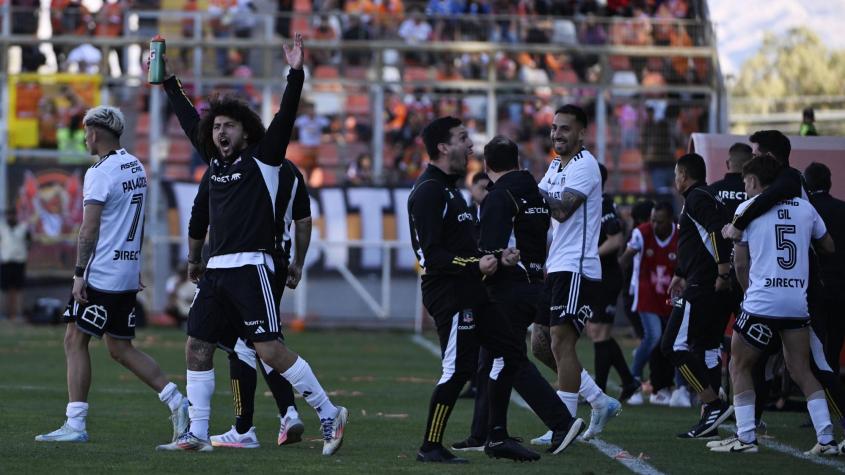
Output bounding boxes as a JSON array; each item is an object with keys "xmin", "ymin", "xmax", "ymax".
[{"xmin": 148, "ymin": 35, "xmax": 166, "ymax": 84}]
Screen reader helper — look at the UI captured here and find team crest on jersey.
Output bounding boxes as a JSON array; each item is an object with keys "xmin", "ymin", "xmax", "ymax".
[
  {"xmin": 458, "ymin": 310, "xmax": 475, "ymax": 330},
  {"xmin": 668, "ymin": 252, "xmax": 677, "ymax": 261}
]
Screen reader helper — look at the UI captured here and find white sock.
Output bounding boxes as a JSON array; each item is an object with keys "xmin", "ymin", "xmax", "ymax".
[
  {"xmin": 579, "ymin": 369, "xmax": 605, "ymax": 407},
  {"xmin": 807, "ymin": 390, "xmax": 834, "ymax": 445},
  {"xmin": 281, "ymin": 357, "xmax": 338, "ymax": 420},
  {"xmin": 557, "ymin": 390, "xmax": 579, "ymax": 416},
  {"xmin": 284, "ymin": 405, "xmax": 299, "ymax": 420},
  {"xmin": 186, "ymin": 369, "xmax": 215, "ymax": 440},
  {"xmin": 66, "ymin": 402, "xmax": 88, "ymax": 431},
  {"xmin": 158, "ymin": 382, "xmax": 185, "ymax": 413},
  {"xmin": 733, "ymin": 390, "xmax": 756, "ymax": 444}
]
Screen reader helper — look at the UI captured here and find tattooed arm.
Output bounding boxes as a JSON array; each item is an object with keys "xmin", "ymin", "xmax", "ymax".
[
  {"xmin": 72, "ymin": 203, "xmax": 103, "ymax": 304},
  {"xmin": 539, "ymin": 189, "xmax": 586, "ymax": 223}
]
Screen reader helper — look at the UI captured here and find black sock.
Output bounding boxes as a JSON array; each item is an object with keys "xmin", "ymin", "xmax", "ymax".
[
  {"xmin": 594, "ymin": 340, "xmax": 613, "ymax": 392},
  {"xmin": 420, "ymin": 377, "xmax": 465, "ymax": 451},
  {"xmin": 487, "ymin": 363, "xmax": 517, "ymax": 442},
  {"xmin": 607, "ymin": 338, "xmax": 635, "ymax": 387},
  {"xmin": 259, "ymin": 363, "xmax": 297, "ymax": 415},
  {"xmin": 752, "ymin": 357, "xmax": 769, "ymax": 423},
  {"xmin": 229, "ymin": 353, "xmax": 257, "ymax": 434}
]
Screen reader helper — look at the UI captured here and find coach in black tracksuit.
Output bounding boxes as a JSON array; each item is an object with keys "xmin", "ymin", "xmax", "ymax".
[
  {"xmin": 452, "ymin": 136, "xmax": 583, "ymax": 452},
  {"xmin": 662, "ymin": 153, "xmax": 734, "ymax": 439},
  {"xmin": 725, "ymin": 131, "xmax": 845, "ymax": 429},
  {"xmin": 409, "ymin": 118, "xmax": 541, "ymax": 463}
]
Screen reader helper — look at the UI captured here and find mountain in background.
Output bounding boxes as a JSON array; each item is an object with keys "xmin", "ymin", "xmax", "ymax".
[{"xmin": 708, "ymin": 0, "xmax": 845, "ymax": 75}]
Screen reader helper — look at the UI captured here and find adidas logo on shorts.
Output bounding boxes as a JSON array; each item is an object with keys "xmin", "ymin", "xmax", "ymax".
[{"xmin": 255, "ymin": 326, "xmax": 265, "ymax": 334}]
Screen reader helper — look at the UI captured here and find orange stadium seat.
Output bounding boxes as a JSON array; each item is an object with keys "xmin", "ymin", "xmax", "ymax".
[
  {"xmin": 345, "ymin": 94, "xmax": 370, "ymax": 114},
  {"xmin": 404, "ymin": 66, "xmax": 432, "ymax": 82},
  {"xmin": 316, "ymin": 143, "xmax": 340, "ymax": 167}
]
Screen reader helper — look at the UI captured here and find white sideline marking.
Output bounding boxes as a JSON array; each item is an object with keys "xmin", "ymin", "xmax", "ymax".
[
  {"xmin": 0, "ymin": 383, "xmax": 233, "ymax": 397},
  {"xmin": 409, "ymin": 334, "xmax": 665, "ymax": 475},
  {"xmin": 723, "ymin": 424, "xmax": 845, "ymax": 472}
]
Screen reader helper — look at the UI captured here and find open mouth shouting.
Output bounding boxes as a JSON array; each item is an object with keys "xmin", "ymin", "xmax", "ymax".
[{"xmin": 218, "ymin": 136, "xmax": 231, "ymax": 156}]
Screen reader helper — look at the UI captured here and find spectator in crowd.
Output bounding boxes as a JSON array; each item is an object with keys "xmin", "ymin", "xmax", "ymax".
[
  {"xmin": 65, "ymin": 43, "xmax": 102, "ymax": 74},
  {"xmin": 0, "ymin": 208, "xmax": 31, "ymax": 322},
  {"xmin": 50, "ymin": 0, "xmax": 93, "ymax": 62},
  {"xmin": 398, "ymin": 10, "xmax": 432, "ymax": 63},
  {"xmin": 94, "ymin": 0, "xmax": 125, "ymax": 75},
  {"xmin": 342, "ymin": 14, "xmax": 372, "ymax": 65},
  {"xmin": 12, "ymin": 0, "xmax": 44, "ymax": 72},
  {"xmin": 38, "ymin": 98, "xmax": 60, "ymax": 149},
  {"xmin": 276, "ymin": 0, "xmax": 293, "ymax": 38},
  {"xmin": 231, "ymin": 0, "xmax": 258, "ymax": 66},
  {"xmin": 346, "ymin": 153, "xmax": 374, "ymax": 185},
  {"xmin": 208, "ymin": 0, "xmax": 235, "ymax": 75},
  {"xmin": 640, "ymin": 107, "xmax": 672, "ymax": 193},
  {"xmin": 295, "ymin": 104, "xmax": 330, "ymax": 184},
  {"xmin": 129, "ymin": 0, "xmax": 161, "ymax": 39},
  {"xmin": 312, "ymin": 14, "xmax": 340, "ymax": 65},
  {"xmin": 800, "ymin": 107, "xmax": 818, "ymax": 136},
  {"xmin": 180, "ymin": 0, "xmax": 200, "ymax": 67}
]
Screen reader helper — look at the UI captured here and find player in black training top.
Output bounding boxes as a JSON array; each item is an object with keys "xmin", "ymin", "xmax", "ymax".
[
  {"xmin": 586, "ymin": 164, "xmax": 638, "ymax": 400},
  {"xmin": 663, "ymin": 153, "xmax": 734, "ymax": 439},
  {"xmin": 189, "ymin": 160, "xmax": 313, "ymax": 448},
  {"xmin": 449, "ymin": 136, "xmax": 585, "ymax": 454},
  {"xmin": 153, "ymin": 35, "xmax": 347, "ymax": 456},
  {"xmin": 408, "ymin": 117, "xmax": 540, "ymax": 463}
]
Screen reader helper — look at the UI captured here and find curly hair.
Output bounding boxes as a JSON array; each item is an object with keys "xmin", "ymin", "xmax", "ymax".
[{"xmin": 197, "ymin": 96, "xmax": 265, "ymax": 159}]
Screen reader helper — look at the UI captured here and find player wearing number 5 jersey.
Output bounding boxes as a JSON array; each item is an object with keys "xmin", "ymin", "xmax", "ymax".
[{"xmin": 36, "ymin": 106, "xmax": 189, "ymax": 444}]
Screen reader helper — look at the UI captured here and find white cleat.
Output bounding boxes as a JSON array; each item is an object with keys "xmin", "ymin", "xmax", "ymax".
[
  {"xmin": 321, "ymin": 406, "xmax": 348, "ymax": 456},
  {"xmin": 670, "ymin": 387, "xmax": 692, "ymax": 408},
  {"xmin": 35, "ymin": 422, "xmax": 89, "ymax": 443},
  {"xmin": 530, "ymin": 430, "xmax": 553, "ymax": 446},
  {"xmin": 210, "ymin": 426, "xmax": 260, "ymax": 448},
  {"xmin": 626, "ymin": 390, "xmax": 644, "ymax": 406},
  {"xmin": 170, "ymin": 399, "xmax": 190, "ymax": 442},
  {"xmin": 709, "ymin": 436, "xmax": 758, "ymax": 453},
  {"xmin": 582, "ymin": 396, "xmax": 621, "ymax": 440},
  {"xmin": 649, "ymin": 388, "xmax": 671, "ymax": 406},
  {"xmin": 156, "ymin": 431, "xmax": 213, "ymax": 452},
  {"xmin": 805, "ymin": 442, "xmax": 839, "ymax": 456},
  {"xmin": 278, "ymin": 412, "xmax": 305, "ymax": 446}
]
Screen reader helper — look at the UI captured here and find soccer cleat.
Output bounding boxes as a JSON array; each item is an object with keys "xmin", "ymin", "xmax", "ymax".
[
  {"xmin": 320, "ymin": 406, "xmax": 348, "ymax": 456},
  {"xmin": 649, "ymin": 388, "xmax": 671, "ymax": 406},
  {"xmin": 35, "ymin": 422, "xmax": 89, "ymax": 443},
  {"xmin": 708, "ymin": 436, "xmax": 758, "ymax": 453},
  {"xmin": 677, "ymin": 402, "xmax": 733, "ymax": 439},
  {"xmin": 627, "ymin": 390, "xmax": 645, "ymax": 406},
  {"xmin": 450, "ymin": 436, "xmax": 485, "ymax": 452},
  {"xmin": 669, "ymin": 387, "xmax": 692, "ymax": 408},
  {"xmin": 838, "ymin": 439, "xmax": 845, "ymax": 455},
  {"xmin": 170, "ymin": 399, "xmax": 190, "ymax": 442},
  {"xmin": 530, "ymin": 430, "xmax": 553, "ymax": 446},
  {"xmin": 417, "ymin": 445, "xmax": 469, "ymax": 463},
  {"xmin": 549, "ymin": 417, "xmax": 586, "ymax": 455},
  {"xmin": 582, "ymin": 396, "xmax": 621, "ymax": 440},
  {"xmin": 619, "ymin": 379, "xmax": 641, "ymax": 402},
  {"xmin": 484, "ymin": 438, "xmax": 541, "ymax": 462},
  {"xmin": 210, "ymin": 426, "xmax": 260, "ymax": 448},
  {"xmin": 805, "ymin": 442, "xmax": 839, "ymax": 456},
  {"xmin": 156, "ymin": 431, "xmax": 213, "ymax": 452},
  {"xmin": 278, "ymin": 413, "xmax": 305, "ymax": 446}
]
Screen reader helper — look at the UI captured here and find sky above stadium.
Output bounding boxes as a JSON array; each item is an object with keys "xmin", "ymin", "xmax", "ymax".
[{"xmin": 708, "ymin": 0, "xmax": 845, "ymax": 76}]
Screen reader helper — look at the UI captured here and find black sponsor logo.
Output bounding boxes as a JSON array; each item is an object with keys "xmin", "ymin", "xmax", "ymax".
[
  {"xmin": 122, "ymin": 176, "xmax": 147, "ymax": 192},
  {"xmin": 113, "ymin": 250, "xmax": 141, "ymax": 261}
]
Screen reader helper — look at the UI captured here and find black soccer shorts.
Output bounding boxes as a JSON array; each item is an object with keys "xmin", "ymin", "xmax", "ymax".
[
  {"xmin": 62, "ymin": 287, "xmax": 138, "ymax": 339},
  {"xmin": 547, "ymin": 271, "xmax": 602, "ymax": 334},
  {"xmin": 188, "ymin": 264, "xmax": 283, "ymax": 346},
  {"xmin": 734, "ymin": 310, "xmax": 809, "ymax": 352}
]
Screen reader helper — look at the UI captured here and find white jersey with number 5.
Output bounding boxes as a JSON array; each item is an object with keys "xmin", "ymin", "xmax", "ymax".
[
  {"xmin": 82, "ymin": 148, "xmax": 147, "ymax": 292},
  {"xmin": 737, "ymin": 196, "xmax": 826, "ymax": 319},
  {"xmin": 538, "ymin": 148, "xmax": 603, "ymax": 279}
]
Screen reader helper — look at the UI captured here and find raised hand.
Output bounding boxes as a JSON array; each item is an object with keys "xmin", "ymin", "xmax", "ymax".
[{"xmin": 283, "ymin": 33, "xmax": 304, "ymax": 70}]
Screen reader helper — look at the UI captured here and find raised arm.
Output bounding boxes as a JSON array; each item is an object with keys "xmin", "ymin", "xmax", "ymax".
[
  {"xmin": 731, "ymin": 167, "xmax": 802, "ymax": 230},
  {"xmin": 160, "ymin": 56, "xmax": 204, "ymax": 160},
  {"xmin": 258, "ymin": 34, "xmax": 305, "ymax": 166}
]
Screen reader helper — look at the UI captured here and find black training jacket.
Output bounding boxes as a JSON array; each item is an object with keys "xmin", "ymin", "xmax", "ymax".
[{"xmin": 676, "ymin": 181, "xmax": 732, "ymax": 290}]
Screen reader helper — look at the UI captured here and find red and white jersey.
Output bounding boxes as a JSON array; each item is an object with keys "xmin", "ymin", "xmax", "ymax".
[{"xmin": 627, "ymin": 222, "xmax": 678, "ymax": 316}]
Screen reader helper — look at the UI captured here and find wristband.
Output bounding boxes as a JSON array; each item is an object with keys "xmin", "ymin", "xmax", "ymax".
[{"xmin": 74, "ymin": 266, "xmax": 85, "ymax": 277}]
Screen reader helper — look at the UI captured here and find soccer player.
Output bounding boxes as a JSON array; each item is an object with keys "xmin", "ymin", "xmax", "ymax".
[
  {"xmin": 619, "ymin": 201, "xmax": 679, "ymax": 406},
  {"xmin": 588, "ymin": 163, "xmax": 637, "ymax": 399},
  {"xmin": 536, "ymin": 104, "xmax": 621, "ymax": 441},
  {"xmin": 708, "ymin": 154, "xmax": 838, "ymax": 454},
  {"xmin": 35, "ymin": 106, "xmax": 189, "ymax": 443},
  {"xmin": 711, "ymin": 143, "xmax": 752, "ymax": 216},
  {"xmin": 187, "ymin": 159, "xmax": 312, "ymax": 448},
  {"xmin": 154, "ymin": 34, "xmax": 347, "ymax": 455},
  {"xmin": 449, "ymin": 136, "xmax": 585, "ymax": 454},
  {"xmin": 662, "ymin": 153, "xmax": 734, "ymax": 438},
  {"xmin": 409, "ymin": 117, "xmax": 540, "ymax": 463}
]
